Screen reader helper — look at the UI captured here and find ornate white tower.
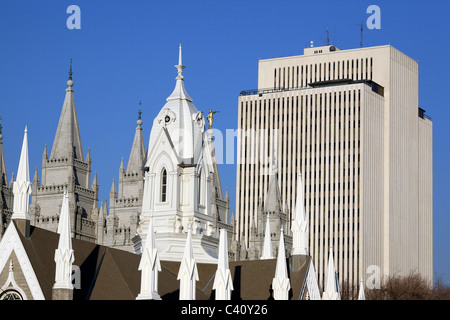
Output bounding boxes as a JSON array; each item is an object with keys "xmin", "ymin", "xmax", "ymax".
[{"xmin": 133, "ymin": 45, "xmax": 221, "ymax": 263}]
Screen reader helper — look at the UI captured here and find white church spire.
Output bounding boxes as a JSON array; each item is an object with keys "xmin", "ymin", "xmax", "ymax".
[
  {"xmin": 260, "ymin": 215, "xmax": 273, "ymax": 259},
  {"xmin": 53, "ymin": 189, "xmax": 75, "ymax": 291},
  {"xmin": 213, "ymin": 229, "xmax": 233, "ymax": 300},
  {"xmin": 358, "ymin": 277, "xmax": 366, "ymax": 300},
  {"xmin": 12, "ymin": 127, "xmax": 31, "ymax": 221},
  {"xmin": 291, "ymin": 173, "xmax": 309, "ymax": 255},
  {"xmin": 272, "ymin": 227, "xmax": 291, "ymax": 300},
  {"xmin": 322, "ymin": 247, "xmax": 340, "ymax": 300},
  {"xmin": 177, "ymin": 224, "xmax": 199, "ymax": 300},
  {"xmin": 137, "ymin": 216, "xmax": 161, "ymax": 300}
]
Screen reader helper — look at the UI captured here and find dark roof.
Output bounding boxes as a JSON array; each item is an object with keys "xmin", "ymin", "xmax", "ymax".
[{"xmin": 15, "ymin": 222, "xmax": 309, "ymax": 300}]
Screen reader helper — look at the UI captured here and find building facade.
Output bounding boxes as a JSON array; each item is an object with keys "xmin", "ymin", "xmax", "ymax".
[{"xmin": 235, "ymin": 44, "xmax": 433, "ymax": 287}]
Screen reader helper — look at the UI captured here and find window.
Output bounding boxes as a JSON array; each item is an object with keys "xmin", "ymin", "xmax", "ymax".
[
  {"xmin": 161, "ymin": 168, "xmax": 167, "ymax": 202},
  {"xmin": 0, "ymin": 290, "xmax": 23, "ymax": 300}
]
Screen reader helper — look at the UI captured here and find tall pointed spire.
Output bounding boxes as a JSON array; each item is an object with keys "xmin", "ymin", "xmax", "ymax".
[
  {"xmin": 213, "ymin": 229, "xmax": 233, "ymax": 300},
  {"xmin": 322, "ymin": 247, "xmax": 340, "ymax": 300},
  {"xmin": 260, "ymin": 215, "xmax": 273, "ymax": 259},
  {"xmin": 272, "ymin": 227, "xmax": 290, "ymax": 300},
  {"xmin": 53, "ymin": 189, "xmax": 75, "ymax": 299},
  {"xmin": 126, "ymin": 103, "xmax": 146, "ymax": 175},
  {"xmin": 137, "ymin": 216, "xmax": 162, "ymax": 300},
  {"xmin": 264, "ymin": 149, "xmax": 281, "ymax": 213},
  {"xmin": 177, "ymin": 224, "xmax": 199, "ymax": 300},
  {"xmin": 12, "ymin": 127, "xmax": 31, "ymax": 221},
  {"xmin": 50, "ymin": 60, "xmax": 84, "ymax": 161},
  {"xmin": 291, "ymin": 173, "xmax": 309, "ymax": 255}
]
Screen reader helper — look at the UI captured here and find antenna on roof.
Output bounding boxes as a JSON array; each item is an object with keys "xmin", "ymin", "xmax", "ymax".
[{"xmin": 325, "ymin": 28, "xmax": 330, "ymax": 46}]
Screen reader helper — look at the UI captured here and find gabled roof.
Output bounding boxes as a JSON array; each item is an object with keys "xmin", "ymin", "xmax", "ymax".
[{"xmin": 14, "ymin": 223, "xmax": 310, "ymax": 300}]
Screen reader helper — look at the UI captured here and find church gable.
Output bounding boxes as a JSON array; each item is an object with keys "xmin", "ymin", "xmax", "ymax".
[{"xmin": 0, "ymin": 223, "xmax": 45, "ymax": 300}]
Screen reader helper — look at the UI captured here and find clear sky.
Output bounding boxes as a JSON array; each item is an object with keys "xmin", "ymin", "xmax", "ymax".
[{"xmin": 0, "ymin": 0, "xmax": 449, "ymax": 284}]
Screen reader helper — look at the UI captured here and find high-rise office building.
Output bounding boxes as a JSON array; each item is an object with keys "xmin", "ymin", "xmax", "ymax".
[{"xmin": 235, "ymin": 44, "xmax": 433, "ymax": 287}]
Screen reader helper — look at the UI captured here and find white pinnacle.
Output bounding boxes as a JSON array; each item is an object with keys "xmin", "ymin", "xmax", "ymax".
[
  {"xmin": 322, "ymin": 247, "xmax": 340, "ymax": 300},
  {"xmin": 53, "ymin": 190, "xmax": 75, "ymax": 290},
  {"xmin": 358, "ymin": 277, "xmax": 366, "ymax": 300},
  {"xmin": 137, "ymin": 216, "xmax": 162, "ymax": 300},
  {"xmin": 12, "ymin": 126, "xmax": 31, "ymax": 220},
  {"xmin": 260, "ymin": 215, "xmax": 273, "ymax": 259},
  {"xmin": 213, "ymin": 229, "xmax": 233, "ymax": 300},
  {"xmin": 291, "ymin": 173, "xmax": 308, "ymax": 255},
  {"xmin": 177, "ymin": 224, "xmax": 199, "ymax": 300},
  {"xmin": 272, "ymin": 227, "xmax": 291, "ymax": 300}
]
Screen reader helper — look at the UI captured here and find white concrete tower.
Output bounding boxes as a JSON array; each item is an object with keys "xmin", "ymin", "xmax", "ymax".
[{"xmin": 134, "ymin": 45, "xmax": 221, "ymax": 264}]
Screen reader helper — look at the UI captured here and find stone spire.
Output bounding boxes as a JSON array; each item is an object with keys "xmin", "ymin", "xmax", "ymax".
[
  {"xmin": 272, "ymin": 227, "xmax": 290, "ymax": 300},
  {"xmin": 358, "ymin": 277, "xmax": 365, "ymax": 300},
  {"xmin": 291, "ymin": 173, "xmax": 309, "ymax": 255},
  {"xmin": 12, "ymin": 127, "xmax": 31, "ymax": 223},
  {"xmin": 213, "ymin": 229, "xmax": 233, "ymax": 300},
  {"xmin": 177, "ymin": 224, "xmax": 199, "ymax": 300},
  {"xmin": 126, "ymin": 103, "xmax": 146, "ymax": 175},
  {"xmin": 322, "ymin": 247, "xmax": 340, "ymax": 300},
  {"xmin": 52, "ymin": 190, "xmax": 75, "ymax": 299},
  {"xmin": 260, "ymin": 215, "xmax": 273, "ymax": 260},
  {"xmin": 137, "ymin": 216, "xmax": 161, "ymax": 300},
  {"xmin": 264, "ymin": 153, "xmax": 281, "ymax": 213},
  {"xmin": 50, "ymin": 60, "xmax": 84, "ymax": 161}
]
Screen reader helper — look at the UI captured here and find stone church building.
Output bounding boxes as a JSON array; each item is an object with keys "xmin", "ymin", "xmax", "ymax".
[{"xmin": 0, "ymin": 46, "xmax": 340, "ymax": 300}]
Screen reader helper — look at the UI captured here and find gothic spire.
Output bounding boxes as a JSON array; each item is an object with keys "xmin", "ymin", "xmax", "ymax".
[
  {"xmin": 291, "ymin": 173, "xmax": 309, "ymax": 255},
  {"xmin": 12, "ymin": 127, "xmax": 31, "ymax": 221},
  {"xmin": 177, "ymin": 224, "xmax": 199, "ymax": 300},
  {"xmin": 272, "ymin": 227, "xmax": 290, "ymax": 300},
  {"xmin": 50, "ymin": 61, "xmax": 84, "ymax": 161},
  {"xmin": 213, "ymin": 229, "xmax": 233, "ymax": 300},
  {"xmin": 358, "ymin": 277, "xmax": 366, "ymax": 300},
  {"xmin": 53, "ymin": 189, "xmax": 75, "ymax": 292},
  {"xmin": 264, "ymin": 148, "xmax": 281, "ymax": 213},
  {"xmin": 126, "ymin": 103, "xmax": 146, "ymax": 175},
  {"xmin": 260, "ymin": 215, "xmax": 273, "ymax": 260},
  {"xmin": 137, "ymin": 216, "xmax": 161, "ymax": 300},
  {"xmin": 322, "ymin": 247, "xmax": 340, "ymax": 300}
]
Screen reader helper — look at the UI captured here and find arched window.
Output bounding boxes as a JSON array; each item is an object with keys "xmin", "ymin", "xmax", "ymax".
[{"xmin": 161, "ymin": 168, "xmax": 167, "ymax": 202}]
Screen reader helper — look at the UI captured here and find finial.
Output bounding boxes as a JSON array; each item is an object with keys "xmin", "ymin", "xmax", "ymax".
[
  {"xmin": 69, "ymin": 59, "xmax": 73, "ymax": 80},
  {"xmin": 175, "ymin": 44, "xmax": 185, "ymax": 80},
  {"xmin": 0, "ymin": 116, "xmax": 3, "ymax": 141},
  {"xmin": 137, "ymin": 101, "xmax": 143, "ymax": 126},
  {"xmin": 67, "ymin": 59, "xmax": 74, "ymax": 87}
]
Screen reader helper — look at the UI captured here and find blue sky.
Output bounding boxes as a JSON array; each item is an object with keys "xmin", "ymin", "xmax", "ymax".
[{"xmin": 0, "ymin": 0, "xmax": 449, "ymax": 284}]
